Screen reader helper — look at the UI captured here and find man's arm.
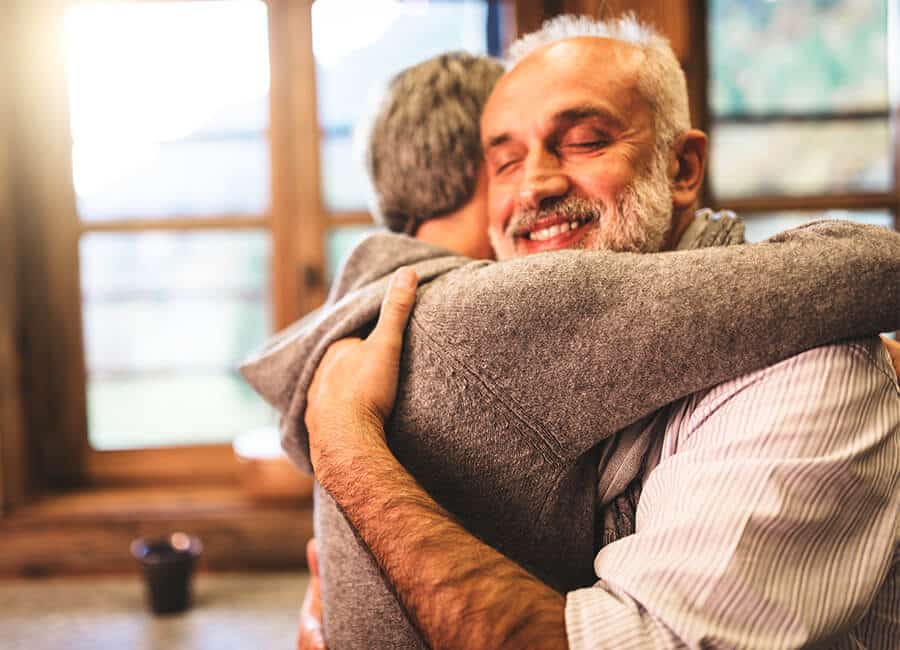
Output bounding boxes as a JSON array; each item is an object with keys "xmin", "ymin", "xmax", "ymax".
[
  {"xmin": 411, "ymin": 220, "xmax": 900, "ymax": 461},
  {"xmin": 317, "ymin": 437, "xmax": 568, "ymax": 650},
  {"xmin": 306, "ymin": 269, "xmax": 568, "ymax": 650},
  {"xmin": 308, "ymin": 270, "xmax": 900, "ymax": 649},
  {"xmin": 244, "ymin": 221, "xmax": 900, "ymax": 477}
]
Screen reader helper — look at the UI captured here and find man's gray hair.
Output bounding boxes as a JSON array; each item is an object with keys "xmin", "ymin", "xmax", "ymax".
[
  {"xmin": 367, "ymin": 52, "xmax": 504, "ymax": 234},
  {"xmin": 508, "ymin": 14, "xmax": 690, "ymax": 151}
]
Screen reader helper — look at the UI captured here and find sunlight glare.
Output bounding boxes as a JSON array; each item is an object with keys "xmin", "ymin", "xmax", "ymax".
[
  {"xmin": 312, "ymin": 0, "xmax": 408, "ymax": 67},
  {"xmin": 64, "ymin": 1, "xmax": 270, "ymax": 198}
]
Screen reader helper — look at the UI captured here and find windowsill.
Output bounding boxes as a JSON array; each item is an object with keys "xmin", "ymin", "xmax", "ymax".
[
  {"xmin": 0, "ymin": 484, "xmax": 313, "ymax": 577},
  {"xmin": 0, "ymin": 571, "xmax": 310, "ymax": 649}
]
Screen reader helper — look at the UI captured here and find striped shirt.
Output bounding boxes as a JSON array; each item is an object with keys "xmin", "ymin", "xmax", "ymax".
[{"xmin": 566, "ymin": 339, "xmax": 900, "ymax": 649}]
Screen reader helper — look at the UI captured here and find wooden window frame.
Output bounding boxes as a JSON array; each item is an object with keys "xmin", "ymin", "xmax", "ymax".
[
  {"xmin": 79, "ymin": 0, "xmax": 327, "ymax": 489},
  {"xmin": 63, "ymin": 0, "xmax": 329, "ymax": 489},
  {"xmin": 0, "ymin": 0, "xmax": 322, "ymax": 575}
]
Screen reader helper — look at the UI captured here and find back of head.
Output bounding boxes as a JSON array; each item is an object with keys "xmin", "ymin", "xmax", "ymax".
[
  {"xmin": 507, "ymin": 14, "xmax": 690, "ymax": 151},
  {"xmin": 367, "ymin": 52, "xmax": 505, "ymax": 234}
]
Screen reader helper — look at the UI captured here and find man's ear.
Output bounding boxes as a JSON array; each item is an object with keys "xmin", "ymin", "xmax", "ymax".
[{"xmin": 668, "ymin": 129, "xmax": 707, "ymax": 211}]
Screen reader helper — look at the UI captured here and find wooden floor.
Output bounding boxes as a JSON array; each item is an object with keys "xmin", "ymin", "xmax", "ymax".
[{"xmin": 0, "ymin": 571, "xmax": 308, "ymax": 649}]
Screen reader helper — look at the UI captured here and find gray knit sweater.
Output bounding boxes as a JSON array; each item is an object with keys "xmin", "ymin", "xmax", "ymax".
[{"xmin": 241, "ymin": 219, "xmax": 900, "ymax": 650}]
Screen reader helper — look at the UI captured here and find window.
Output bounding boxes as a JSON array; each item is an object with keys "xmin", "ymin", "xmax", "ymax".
[
  {"xmin": 65, "ymin": 1, "xmax": 275, "ymax": 451},
  {"xmin": 707, "ymin": 0, "xmax": 899, "ymax": 236},
  {"xmin": 64, "ymin": 0, "xmax": 504, "ymax": 454},
  {"xmin": 2, "ymin": 0, "xmax": 513, "ymax": 572},
  {"xmin": 4, "ymin": 0, "xmax": 508, "ymax": 494}
]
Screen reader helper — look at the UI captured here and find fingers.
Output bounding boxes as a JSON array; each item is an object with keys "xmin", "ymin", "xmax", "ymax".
[
  {"xmin": 368, "ymin": 267, "xmax": 418, "ymax": 352},
  {"xmin": 299, "ymin": 538, "xmax": 325, "ymax": 650},
  {"xmin": 306, "ymin": 538, "xmax": 319, "ymax": 578}
]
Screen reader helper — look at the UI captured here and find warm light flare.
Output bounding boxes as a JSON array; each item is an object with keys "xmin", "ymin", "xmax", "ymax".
[
  {"xmin": 312, "ymin": 0, "xmax": 408, "ymax": 66},
  {"xmin": 64, "ymin": 1, "xmax": 270, "ymax": 198}
]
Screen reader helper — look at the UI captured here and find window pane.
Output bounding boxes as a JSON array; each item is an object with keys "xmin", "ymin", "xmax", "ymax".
[
  {"xmin": 710, "ymin": 0, "xmax": 888, "ymax": 115},
  {"xmin": 710, "ymin": 119, "xmax": 891, "ymax": 198},
  {"xmin": 313, "ymin": 0, "xmax": 491, "ymax": 212},
  {"xmin": 64, "ymin": 0, "xmax": 271, "ymax": 220},
  {"xmin": 741, "ymin": 210, "xmax": 894, "ymax": 243},
  {"xmin": 708, "ymin": 0, "xmax": 893, "ymax": 200},
  {"xmin": 326, "ymin": 225, "xmax": 382, "ymax": 283},
  {"xmin": 320, "ymin": 131, "xmax": 372, "ymax": 213},
  {"xmin": 80, "ymin": 231, "xmax": 274, "ymax": 450}
]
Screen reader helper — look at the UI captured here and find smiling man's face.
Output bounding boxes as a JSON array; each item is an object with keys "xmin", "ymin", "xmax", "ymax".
[{"xmin": 481, "ymin": 37, "xmax": 675, "ymax": 260}]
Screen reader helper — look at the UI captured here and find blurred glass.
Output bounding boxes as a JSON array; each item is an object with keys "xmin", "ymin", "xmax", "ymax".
[
  {"xmin": 80, "ymin": 231, "xmax": 275, "ymax": 449},
  {"xmin": 708, "ymin": 0, "xmax": 891, "ymax": 200},
  {"xmin": 320, "ymin": 130, "xmax": 373, "ymax": 213},
  {"xmin": 64, "ymin": 0, "xmax": 271, "ymax": 220},
  {"xmin": 740, "ymin": 210, "xmax": 894, "ymax": 242},
  {"xmin": 326, "ymin": 225, "xmax": 382, "ymax": 283},
  {"xmin": 312, "ymin": 0, "xmax": 491, "ymax": 212},
  {"xmin": 709, "ymin": 0, "xmax": 887, "ymax": 115},
  {"xmin": 710, "ymin": 119, "xmax": 891, "ymax": 198}
]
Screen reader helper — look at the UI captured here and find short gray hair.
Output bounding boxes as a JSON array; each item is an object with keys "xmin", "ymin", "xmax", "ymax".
[
  {"xmin": 366, "ymin": 52, "xmax": 504, "ymax": 234},
  {"xmin": 507, "ymin": 14, "xmax": 690, "ymax": 151}
]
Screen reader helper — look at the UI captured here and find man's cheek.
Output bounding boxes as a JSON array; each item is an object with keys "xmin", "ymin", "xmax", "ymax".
[
  {"xmin": 571, "ymin": 163, "xmax": 633, "ymax": 203},
  {"xmin": 488, "ymin": 185, "xmax": 514, "ymax": 223}
]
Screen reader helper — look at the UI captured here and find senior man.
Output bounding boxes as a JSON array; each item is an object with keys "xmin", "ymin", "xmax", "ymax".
[{"xmin": 248, "ymin": 15, "xmax": 900, "ymax": 650}]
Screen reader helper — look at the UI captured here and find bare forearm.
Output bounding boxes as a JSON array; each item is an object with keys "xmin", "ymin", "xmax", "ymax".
[{"xmin": 317, "ymin": 428, "xmax": 568, "ymax": 650}]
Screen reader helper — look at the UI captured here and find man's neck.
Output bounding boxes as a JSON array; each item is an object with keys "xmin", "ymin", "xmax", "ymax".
[{"xmin": 416, "ymin": 207, "xmax": 493, "ymax": 260}]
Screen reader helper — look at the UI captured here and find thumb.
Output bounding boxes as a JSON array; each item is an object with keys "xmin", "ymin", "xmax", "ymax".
[{"xmin": 368, "ymin": 267, "xmax": 418, "ymax": 351}]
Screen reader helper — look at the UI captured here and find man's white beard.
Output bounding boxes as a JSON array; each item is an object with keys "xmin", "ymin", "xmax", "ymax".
[{"xmin": 584, "ymin": 145, "xmax": 673, "ymax": 253}]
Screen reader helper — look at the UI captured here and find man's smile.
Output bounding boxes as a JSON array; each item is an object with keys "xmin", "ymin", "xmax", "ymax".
[{"xmin": 512, "ymin": 214, "xmax": 595, "ymax": 253}]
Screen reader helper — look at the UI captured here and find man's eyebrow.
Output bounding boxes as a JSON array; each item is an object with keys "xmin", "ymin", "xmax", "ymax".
[
  {"xmin": 552, "ymin": 105, "xmax": 624, "ymax": 130},
  {"xmin": 484, "ymin": 133, "xmax": 511, "ymax": 150}
]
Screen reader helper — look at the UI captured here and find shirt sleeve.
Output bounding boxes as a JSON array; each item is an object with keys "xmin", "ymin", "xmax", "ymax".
[{"xmin": 565, "ymin": 339, "xmax": 900, "ymax": 649}]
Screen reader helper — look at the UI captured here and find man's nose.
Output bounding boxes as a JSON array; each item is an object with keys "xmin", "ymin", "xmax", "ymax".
[{"xmin": 518, "ymin": 149, "xmax": 569, "ymax": 210}]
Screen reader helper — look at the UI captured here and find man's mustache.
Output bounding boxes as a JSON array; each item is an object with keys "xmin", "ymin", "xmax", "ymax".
[{"xmin": 505, "ymin": 196, "xmax": 606, "ymax": 238}]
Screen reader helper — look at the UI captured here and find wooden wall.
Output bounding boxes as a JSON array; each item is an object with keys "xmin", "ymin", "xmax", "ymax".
[
  {"xmin": 0, "ymin": 1, "xmax": 28, "ymax": 513},
  {"xmin": 2, "ymin": 2, "xmax": 89, "ymax": 494}
]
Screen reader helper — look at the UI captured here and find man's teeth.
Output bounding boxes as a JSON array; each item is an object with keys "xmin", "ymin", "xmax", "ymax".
[{"xmin": 527, "ymin": 220, "xmax": 582, "ymax": 241}]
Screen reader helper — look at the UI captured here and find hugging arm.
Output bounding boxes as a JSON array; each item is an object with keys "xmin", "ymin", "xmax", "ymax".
[
  {"xmin": 307, "ymin": 270, "xmax": 569, "ymax": 650},
  {"xmin": 303, "ymin": 221, "xmax": 900, "ymax": 647},
  {"xmin": 415, "ymin": 220, "xmax": 900, "ymax": 457},
  {"xmin": 308, "ymin": 271, "xmax": 900, "ymax": 650}
]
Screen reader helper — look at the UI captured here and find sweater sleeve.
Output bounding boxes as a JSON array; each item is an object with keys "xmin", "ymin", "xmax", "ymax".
[{"xmin": 410, "ymin": 220, "xmax": 900, "ymax": 461}]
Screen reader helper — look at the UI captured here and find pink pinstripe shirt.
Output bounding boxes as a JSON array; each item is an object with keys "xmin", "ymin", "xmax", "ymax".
[{"xmin": 567, "ymin": 339, "xmax": 900, "ymax": 649}]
